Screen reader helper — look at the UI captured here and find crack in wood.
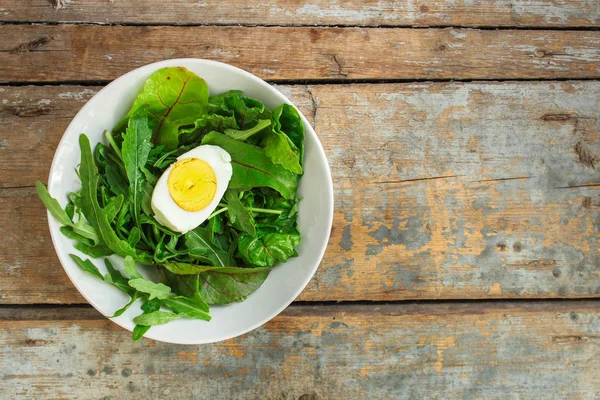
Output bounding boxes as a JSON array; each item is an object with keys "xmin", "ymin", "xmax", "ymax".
[
  {"xmin": 540, "ymin": 113, "xmax": 576, "ymax": 121},
  {"xmin": 330, "ymin": 54, "xmax": 348, "ymax": 78},
  {"xmin": 574, "ymin": 141, "xmax": 596, "ymax": 168},
  {"xmin": 10, "ymin": 36, "xmax": 54, "ymax": 54},
  {"xmin": 557, "ymin": 183, "xmax": 600, "ymax": 189},
  {"xmin": 305, "ymin": 86, "xmax": 318, "ymax": 126},
  {"xmin": 4, "ymin": 105, "xmax": 54, "ymax": 117},
  {"xmin": 474, "ymin": 176, "xmax": 533, "ymax": 183},
  {"xmin": 551, "ymin": 335, "xmax": 600, "ymax": 343},
  {"xmin": 373, "ymin": 175, "xmax": 462, "ymax": 184},
  {"xmin": 48, "ymin": 0, "xmax": 66, "ymax": 10}
]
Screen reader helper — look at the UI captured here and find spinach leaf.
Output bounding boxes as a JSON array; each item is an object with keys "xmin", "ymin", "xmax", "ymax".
[
  {"xmin": 198, "ymin": 266, "xmax": 270, "ymax": 305},
  {"xmin": 128, "ymin": 278, "xmax": 172, "ymax": 300},
  {"xmin": 132, "ymin": 298, "xmax": 162, "ymax": 341},
  {"xmin": 223, "ymin": 95, "xmax": 264, "ymax": 128},
  {"xmin": 185, "ymin": 226, "xmax": 233, "ymax": 267},
  {"xmin": 122, "ymin": 114, "xmax": 153, "ymax": 224},
  {"xmin": 119, "ymin": 67, "xmax": 209, "ymax": 149},
  {"xmin": 262, "ymin": 127, "xmax": 302, "ymax": 174},
  {"xmin": 201, "ymin": 132, "xmax": 298, "ymax": 199},
  {"xmin": 273, "ymin": 103, "xmax": 305, "ymax": 163},
  {"xmin": 163, "ymin": 261, "xmax": 204, "ymax": 275},
  {"xmin": 133, "ymin": 310, "xmax": 180, "ymax": 326},
  {"xmin": 179, "ymin": 114, "xmax": 238, "ymax": 145},
  {"xmin": 225, "ymin": 190, "xmax": 256, "ymax": 236},
  {"xmin": 237, "ymin": 232, "xmax": 301, "ymax": 267},
  {"xmin": 161, "ymin": 265, "xmax": 270, "ymax": 305},
  {"xmin": 208, "ymin": 90, "xmax": 243, "ymax": 114},
  {"xmin": 224, "ymin": 119, "xmax": 271, "ymax": 142}
]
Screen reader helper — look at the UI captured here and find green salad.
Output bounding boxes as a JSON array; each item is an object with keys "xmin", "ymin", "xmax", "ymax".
[{"xmin": 37, "ymin": 67, "xmax": 303, "ymax": 340}]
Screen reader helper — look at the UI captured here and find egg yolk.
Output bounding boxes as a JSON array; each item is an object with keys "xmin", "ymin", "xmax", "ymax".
[{"xmin": 167, "ymin": 158, "xmax": 217, "ymax": 212}]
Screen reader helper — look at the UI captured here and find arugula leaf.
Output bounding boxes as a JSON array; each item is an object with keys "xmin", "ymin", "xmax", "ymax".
[
  {"xmin": 74, "ymin": 242, "xmax": 114, "ymax": 258},
  {"xmin": 128, "ymin": 278, "xmax": 172, "ymax": 300},
  {"xmin": 224, "ymin": 119, "xmax": 271, "ymax": 142},
  {"xmin": 133, "ymin": 310, "xmax": 180, "ymax": 326},
  {"xmin": 37, "ymin": 181, "xmax": 99, "ymax": 244},
  {"xmin": 111, "ymin": 292, "xmax": 137, "ymax": 318},
  {"xmin": 163, "ymin": 296, "xmax": 211, "ymax": 320},
  {"xmin": 122, "ymin": 114, "xmax": 153, "ymax": 224},
  {"xmin": 185, "ymin": 226, "xmax": 233, "ymax": 267},
  {"xmin": 71, "ymin": 256, "xmax": 137, "ymax": 318},
  {"xmin": 237, "ymin": 232, "xmax": 301, "ymax": 267},
  {"xmin": 120, "ymin": 67, "xmax": 209, "ymax": 149},
  {"xmin": 79, "ymin": 134, "xmax": 150, "ymax": 264},
  {"xmin": 201, "ymin": 132, "xmax": 298, "ymax": 199},
  {"xmin": 36, "ymin": 181, "xmax": 73, "ymax": 226},
  {"xmin": 140, "ymin": 181, "xmax": 154, "ymax": 217},
  {"xmin": 132, "ymin": 298, "xmax": 161, "ymax": 341},
  {"xmin": 105, "ymin": 164, "xmax": 128, "ymax": 197},
  {"xmin": 60, "ymin": 226, "xmax": 93, "ymax": 246},
  {"xmin": 123, "ymin": 255, "xmax": 142, "ymax": 279},
  {"xmin": 70, "ymin": 254, "xmax": 103, "ymax": 280},
  {"xmin": 103, "ymin": 195, "xmax": 124, "ymax": 224},
  {"xmin": 225, "ymin": 190, "xmax": 256, "ymax": 236}
]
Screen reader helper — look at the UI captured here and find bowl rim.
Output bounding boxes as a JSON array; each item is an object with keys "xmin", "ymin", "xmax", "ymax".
[{"xmin": 46, "ymin": 58, "xmax": 334, "ymax": 344}]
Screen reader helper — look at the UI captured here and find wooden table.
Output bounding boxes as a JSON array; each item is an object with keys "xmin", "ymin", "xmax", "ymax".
[{"xmin": 1, "ymin": 1, "xmax": 599, "ymax": 398}]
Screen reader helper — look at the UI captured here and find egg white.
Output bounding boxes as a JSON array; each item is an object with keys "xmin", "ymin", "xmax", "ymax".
[{"xmin": 151, "ymin": 145, "xmax": 232, "ymax": 233}]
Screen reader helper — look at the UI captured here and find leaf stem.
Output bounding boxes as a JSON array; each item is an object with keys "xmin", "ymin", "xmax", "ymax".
[
  {"xmin": 209, "ymin": 206, "xmax": 228, "ymax": 219},
  {"xmin": 104, "ymin": 130, "xmax": 123, "ymax": 163},
  {"xmin": 153, "ymin": 148, "xmax": 179, "ymax": 168},
  {"xmin": 246, "ymin": 207, "xmax": 283, "ymax": 215}
]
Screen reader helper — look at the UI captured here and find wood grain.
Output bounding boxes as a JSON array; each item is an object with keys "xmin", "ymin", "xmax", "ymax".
[
  {"xmin": 2, "ymin": 25, "xmax": 600, "ymax": 82},
  {"xmin": 1, "ymin": 82, "xmax": 598, "ymax": 304},
  {"xmin": 1, "ymin": 0, "xmax": 599, "ymax": 28},
  {"xmin": 2, "ymin": 302, "xmax": 600, "ymax": 399}
]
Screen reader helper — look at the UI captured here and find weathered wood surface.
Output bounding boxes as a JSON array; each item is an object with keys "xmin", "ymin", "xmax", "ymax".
[
  {"xmin": 2, "ymin": 0, "xmax": 599, "ymax": 28},
  {"xmin": 2, "ymin": 302, "xmax": 600, "ymax": 399},
  {"xmin": 3, "ymin": 25, "xmax": 600, "ymax": 82},
  {"xmin": 1, "ymin": 82, "xmax": 598, "ymax": 304}
]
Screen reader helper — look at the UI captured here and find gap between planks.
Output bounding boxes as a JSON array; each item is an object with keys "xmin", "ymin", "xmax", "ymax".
[
  {"xmin": 1, "ymin": 21, "xmax": 600, "ymax": 31},
  {"xmin": 2, "ymin": 78, "xmax": 600, "ymax": 87},
  {"xmin": 2, "ymin": 299, "xmax": 600, "ymax": 321}
]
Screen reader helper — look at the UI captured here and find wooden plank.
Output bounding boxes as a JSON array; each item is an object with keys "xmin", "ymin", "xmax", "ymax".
[
  {"xmin": 0, "ymin": 82, "xmax": 598, "ymax": 304},
  {"xmin": 2, "ymin": 0, "xmax": 599, "ymax": 28},
  {"xmin": 2, "ymin": 25, "xmax": 600, "ymax": 82},
  {"xmin": 1, "ymin": 302, "xmax": 600, "ymax": 398}
]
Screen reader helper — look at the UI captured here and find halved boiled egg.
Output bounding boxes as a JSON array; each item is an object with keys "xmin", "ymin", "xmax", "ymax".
[{"xmin": 151, "ymin": 145, "xmax": 232, "ymax": 233}]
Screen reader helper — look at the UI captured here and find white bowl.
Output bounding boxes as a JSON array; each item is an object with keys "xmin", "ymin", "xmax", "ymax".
[{"xmin": 47, "ymin": 59, "xmax": 333, "ymax": 344}]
